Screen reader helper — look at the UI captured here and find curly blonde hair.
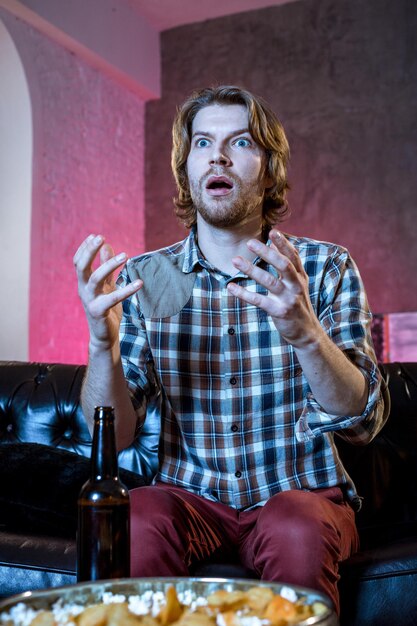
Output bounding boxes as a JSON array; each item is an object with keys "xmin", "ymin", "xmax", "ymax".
[{"xmin": 171, "ymin": 85, "xmax": 290, "ymax": 230}]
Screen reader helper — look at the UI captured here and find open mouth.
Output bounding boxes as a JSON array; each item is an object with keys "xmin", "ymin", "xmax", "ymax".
[{"xmin": 206, "ymin": 176, "xmax": 234, "ymax": 195}]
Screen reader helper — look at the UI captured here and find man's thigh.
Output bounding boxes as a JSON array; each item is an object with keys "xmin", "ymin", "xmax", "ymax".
[{"xmin": 130, "ymin": 483, "xmax": 239, "ymax": 574}]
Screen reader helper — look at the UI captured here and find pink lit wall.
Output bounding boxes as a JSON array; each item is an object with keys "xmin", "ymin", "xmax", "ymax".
[{"xmin": 1, "ymin": 11, "xmax": 145, "ymax": 364}]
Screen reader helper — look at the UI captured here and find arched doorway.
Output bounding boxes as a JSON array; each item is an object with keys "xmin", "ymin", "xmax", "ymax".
[{"xmin": 0, "ymin": 18, "xmax": 32, "ymax": 360}]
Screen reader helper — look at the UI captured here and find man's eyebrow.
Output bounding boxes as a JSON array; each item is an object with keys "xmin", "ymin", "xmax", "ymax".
[{"xmin": 191, "ymin": 128, "xmax": 251, "ymax": 138}]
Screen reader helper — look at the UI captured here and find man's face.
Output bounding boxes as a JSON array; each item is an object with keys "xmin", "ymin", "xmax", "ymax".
[{"xmin": 186, "ymin": 104, "xmax": 270, "ymax": 229}]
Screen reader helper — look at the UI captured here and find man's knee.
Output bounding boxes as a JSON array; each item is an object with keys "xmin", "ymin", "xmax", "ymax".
[
  {"xmin": 259, "ymin": 490, "xmax": 329, "ymax": 538},
  {"xmin": 130, "ymin": 486, "xmax": 183, "ymax": 533}
]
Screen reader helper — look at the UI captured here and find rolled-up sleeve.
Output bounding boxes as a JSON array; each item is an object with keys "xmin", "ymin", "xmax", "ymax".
[{"xmin": 295, "ymin": 248, "xmax": 387, "ymax": 445}]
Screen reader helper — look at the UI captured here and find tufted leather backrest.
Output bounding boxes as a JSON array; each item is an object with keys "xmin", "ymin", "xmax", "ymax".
[
  {"xmin": 0, "ymin": 361, "xmax": 159, "ymax": 482},
  {"xmin": 1, "ymin": 360, "xmax": 416, "ymax": 540},
  {"xmin": 337, "ymin": 362, "xmax": 417, "ymax": 545}
]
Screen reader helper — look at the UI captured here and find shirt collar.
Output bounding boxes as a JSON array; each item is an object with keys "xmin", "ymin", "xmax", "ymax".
[
  {"xmin": 182, "ymin": 226, "xmax": 273, "ymax": 275},
  {"xmin": 182, "ymin": 227, "xmax": 203, "ymax": 273}
]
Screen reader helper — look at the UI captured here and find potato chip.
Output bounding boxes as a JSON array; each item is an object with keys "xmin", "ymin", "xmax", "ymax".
[
  {"xmin": 171, "ymin": 609, "xmax": 215, "ymax": 626},
  {"xmin": 246, "ymin": 586, "xmax": 275, "ymax": 612},
  {"xmin": 30, "ymin": 611, "xmax": 55, "ymax": 626},
  {"xmin": 207, "ymin": 590, "xmax": 246, "ymax": 611},
  {"xmin": 76, "ymin": 604, "xmax": 108, "ymax": 626},
  {"xmin": 158, "ymin": 586, "xmax": 183, "ymax": 626},
  {"xmin": 263, "ymin": 596, "xmax": 298, "ymax": 624},
  {"xmin": 217, "ymin": 610, "xmax": 242, "ymax": 626}
]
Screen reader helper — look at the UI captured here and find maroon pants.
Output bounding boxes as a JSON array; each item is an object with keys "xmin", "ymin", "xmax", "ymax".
[{"xmin": 130, "ymin": 483, "xmax": 358, "ymax": 614}]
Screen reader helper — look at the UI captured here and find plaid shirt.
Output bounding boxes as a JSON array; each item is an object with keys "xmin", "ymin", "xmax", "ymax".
[{"xmin": 118, "ymin": 229, "xmax": 385, "ymax": 511}]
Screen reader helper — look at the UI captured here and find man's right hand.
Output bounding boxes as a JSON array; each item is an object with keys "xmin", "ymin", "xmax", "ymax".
[{"xmin": 73, "ymin": 234, "xmax": 143, "ymax": 353}]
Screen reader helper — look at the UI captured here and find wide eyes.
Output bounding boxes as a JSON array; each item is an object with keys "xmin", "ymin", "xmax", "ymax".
[
  {"xmin": 234, "ymin": 138, "xmax": 251, "ymax": 148},
  {"xmin": 194, "ymin": 137, "xmax": 252, "ymax": 149}
]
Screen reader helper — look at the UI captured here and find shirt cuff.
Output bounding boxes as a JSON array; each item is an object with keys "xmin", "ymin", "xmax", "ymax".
[{"xmin": 295, "ymin": 371, "xmax": 382, "ymax": 443}]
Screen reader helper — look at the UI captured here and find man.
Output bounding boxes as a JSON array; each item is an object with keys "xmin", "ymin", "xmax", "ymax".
[{"xmin": 74, "ymin": 85, "xmax": 386, "ymax": 613}]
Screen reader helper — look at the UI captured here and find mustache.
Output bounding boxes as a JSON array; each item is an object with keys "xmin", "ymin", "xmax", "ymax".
[{"xmin": 200, "ymin": 169, "xmax": 239, "ymax": 185}]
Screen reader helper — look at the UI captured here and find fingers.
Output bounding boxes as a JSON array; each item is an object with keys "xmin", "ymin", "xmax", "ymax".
[
  {"xmin": 74, "ymin": 235, "xmax": 126, "ymax": 292},
  {"xmin": 269, "ymin": 229, "xmax": 304, "ymax": 273},
  {"xmin": 74, "ymin": 235, "xmax": 116, "ymax": 272},
  {"xmin": 227, "ymin": 281, "xmax": 278, "ymax": 316},
  {"xmin": 230, "ymin": 231, "xmax": 306, "ymax": 297},
  {"xmin": 73, "ymin": 234, "xmax": 104, "ymax": 281},
  {"xmin": 73, "ymin": 235, "xmax": 143, "ymax": 351},
  {"xmin": 74, "ymin": 234, "xmax": 143, "ymax": 315},
  {"xmin": 100, "ymin": 242, "xmax": 115, "ymax": 264},
  {"xmin": 91, "ymin": 250, "xmax": 127, "ymax": 290},
  {"xmin": 232, "ymin": 255, "xmax": 284, "ymax": 294},
  {"xmin": 89, "ymin": 278, "xmax": 143, "ymax": 318},
  {"xmin": 231, "ymin": 234, "xmax": 302, "ymax": 296},
  {"xmin": 228, "ymin": 230, "xmax": 310, "ymax": 321},
  {"xmin": 245, "ymin": 230, "xmax": 303, "ymax": 281}
]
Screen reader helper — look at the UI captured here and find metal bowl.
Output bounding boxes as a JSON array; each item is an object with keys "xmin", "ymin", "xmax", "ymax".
[{"xmin": 0, "ymin": 578, "xmax": 338, "ymax": 626}]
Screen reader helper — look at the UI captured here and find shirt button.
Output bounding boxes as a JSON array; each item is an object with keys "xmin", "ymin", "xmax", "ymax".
[
  {"xmin": 235, "ymin": 471, "xmax": 242, "ymax": 478},
  {"xmin": 230, "ymin": 377, "xmax": 237, "ymax": 385},
  {"xmin": 231, "ymin": 424, "xmax": 238, "ymax": 432},
  {"xmin": 228, "ymin": 327, "xmax": 235, "ymax": 335}
]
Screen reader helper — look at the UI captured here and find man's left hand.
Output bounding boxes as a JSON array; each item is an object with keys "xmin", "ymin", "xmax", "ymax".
[{"xmin": 227, "ymin": 229, "xmax": 322, "ymax": 349}]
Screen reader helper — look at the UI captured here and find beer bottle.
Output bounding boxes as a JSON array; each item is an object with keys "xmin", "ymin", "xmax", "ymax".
[{"xmin": 77, "ymin": 406, "xmax": 130, "ymax": 582}]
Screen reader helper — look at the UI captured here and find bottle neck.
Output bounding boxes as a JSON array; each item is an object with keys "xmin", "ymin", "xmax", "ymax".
[{"xmin": 91, "ymin": 407, "xmax": 119, "ymax": 480}]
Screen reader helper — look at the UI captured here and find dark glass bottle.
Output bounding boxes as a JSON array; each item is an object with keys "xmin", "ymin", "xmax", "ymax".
[{"xmin": 77, "ymin": 406, "xmax": 130, "ymax": 582}]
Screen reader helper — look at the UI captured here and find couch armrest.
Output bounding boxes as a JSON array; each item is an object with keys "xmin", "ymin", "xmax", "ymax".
[{"xmin": 0, "ymin": 361, "xmax": 159, "ymax": 482}]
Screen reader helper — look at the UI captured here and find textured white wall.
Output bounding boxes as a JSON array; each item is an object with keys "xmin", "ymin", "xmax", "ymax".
[{"xmin": 0, "ymin": 19, "xmax": 32, "ymax": 361}]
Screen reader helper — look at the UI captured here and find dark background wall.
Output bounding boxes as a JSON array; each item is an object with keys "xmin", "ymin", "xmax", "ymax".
[{"xmin": 145, "ymin": 0, "xmax": 417, "ymax": 314}]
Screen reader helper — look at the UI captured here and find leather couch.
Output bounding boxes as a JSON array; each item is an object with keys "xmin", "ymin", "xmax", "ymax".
[{"xmin": 0, "ymin": 360, "xmax": 416, "ymax": 626}]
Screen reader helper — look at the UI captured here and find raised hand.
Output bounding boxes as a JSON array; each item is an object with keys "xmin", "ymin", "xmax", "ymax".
[
  {"xmin": 227, "ymin": 229, "xmax": 322, "ymax": 348},
  {"xmin": 73, "ymin": 234, "xmax": 142, "ymax": 352}
]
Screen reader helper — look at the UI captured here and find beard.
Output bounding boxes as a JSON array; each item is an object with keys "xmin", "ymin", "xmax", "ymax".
[{"xmin": 188, "ymin": 173, "xmax": 265, "ymax": 229}]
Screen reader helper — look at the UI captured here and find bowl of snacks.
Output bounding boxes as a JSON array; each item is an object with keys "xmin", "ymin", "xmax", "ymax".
[{"xmin": 0, "ymin": 578, "xmax": 338, "ymax": 626}]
